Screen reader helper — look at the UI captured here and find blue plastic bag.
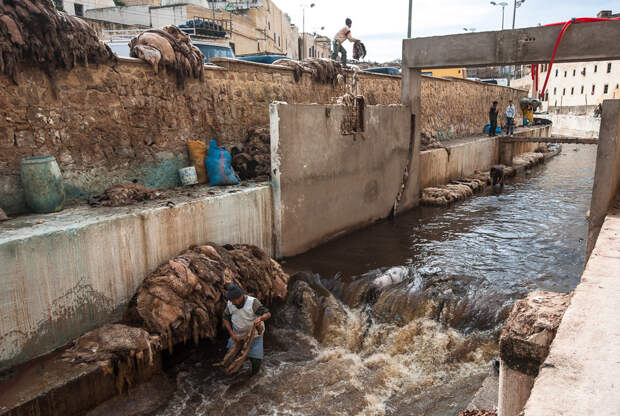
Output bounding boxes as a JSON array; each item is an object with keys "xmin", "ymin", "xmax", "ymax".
[
  {"xmin": 483, "ymin": 124, "xmax": 502, "ymax": 134},
  {"xmin": 205, "ymin": 139, "xmax": 240, "ymax": 186}
]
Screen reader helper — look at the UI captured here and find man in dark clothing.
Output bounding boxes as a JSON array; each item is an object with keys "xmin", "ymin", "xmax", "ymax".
[
  {"xmin": 222, "ymin": 285, "xmax": 271, "ymax": 376},
  {"xmin": 489, "ymin": 101, "xmax": 499, "ymax": 137}
]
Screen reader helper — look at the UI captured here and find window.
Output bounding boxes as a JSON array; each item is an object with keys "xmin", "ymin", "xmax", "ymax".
[
  {"xmin": 257, "ymin": 41, "xmax": 260, "ymax": 52},
  {"xmin": 594, "ymin": 65, "xmax": 598, "ymax": 73},
  {"xmin": 555, "ymin": 69, "xmax": 559, "ymax": 77},
  {"xmin": 268, "ymin": 22, "xmax": 271, "ymax": 30},
  {"xmin": 608, "ymin": 63, "xmax": 612, "ymax": 73},
  {"xmin": 583, "ymin": 67, "xmax": 586, "ymax": 76},
  {"xmin": 604, "ymin": 84, "xmax": 609, "ymax": 94},
  {"xmin": 571, "ymin": 87, "xmax": 574, "ymax": 95},
  {"xmin": 545, "ymin": 91, "xmax": 549, "ymax": 101},
  {"xmin": 278, "ymin": 35, "xmax": 280, "ymax": 46},
  {"xmin": 581, "ymin": 86, "xmax": 584, "ymax": 94},
  {"xmin": 554, "ymin": 100, "xmax": 558, "ymax": 107},
  {"xmin": 563, "ymin": 88, "xmax": 566, "ymax": 96},
  {"xmin": 592, "ymin": 85, "xmax": 596, "ymax": 95},
  {"xmin": 564, "ymin": 71, "xmax": 567, "ymax": 77},
  {"xmin": 553, "ymin": 87, "xmax": 557, "ymax": 95},
  {"xmin": 573, "ymin": 69, "xmax": 576, "ymax": 76},
  {"xmin": 74, "ymin": 2, "xmax": 83, "ymax": 16}
]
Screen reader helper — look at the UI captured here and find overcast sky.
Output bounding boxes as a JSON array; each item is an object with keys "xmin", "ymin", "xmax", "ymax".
[{"xmin": 274, "ymin": 0, "xmax": 620, "ymax": 62}]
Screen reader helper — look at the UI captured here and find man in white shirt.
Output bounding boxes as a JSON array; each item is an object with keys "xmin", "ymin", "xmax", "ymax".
[
  {"xmin": 331, "ymin": 18, "xmax": 359, "ymax": 66},
  {"xmin": 505, "ymin": 100, "xmax": 516, "ymax": 135}
]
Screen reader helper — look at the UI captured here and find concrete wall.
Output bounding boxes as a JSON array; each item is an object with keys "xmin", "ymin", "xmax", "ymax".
[
  {"xmin": 0, "ymin": 184, "xmax": 273, "ymax": 370},
  {"xmin": 0, "ymin": 59, "xmax": 399, "ymax": 215},
  {"xmin": 85, "ymin": 5, "xmax": 152, "ymax": 26},
  {"xmin": 419, "ymin": 125, "xmax": 551, "ymax": 189},
  {"xmin": 540, "ymin": 114, "xmax": 601, "ymax": 138},
  {"xmin": 587, "ymin": 99, "xmax": 620, "ymax": 257},
  {"xmin": 271, "ymin": 103, "xmax": 412, "ymax": 258}
]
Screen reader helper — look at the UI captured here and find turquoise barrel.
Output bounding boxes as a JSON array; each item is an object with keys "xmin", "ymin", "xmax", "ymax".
[{"xmin": 20, "ymin": 156, "xmax": 65, "ymax": 213}]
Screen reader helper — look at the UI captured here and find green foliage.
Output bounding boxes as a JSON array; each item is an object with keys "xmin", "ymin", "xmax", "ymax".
[{"xmin": 113, "ymin": 0, "xmax": 126, "ymax": 6}]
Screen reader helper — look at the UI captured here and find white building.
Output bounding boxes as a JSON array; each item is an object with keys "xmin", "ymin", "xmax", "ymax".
[
  {"xmin": 513, "ymin": 60, "xmax": 620, "ymax": 114},
  {"xmin": 53, "ymin": 0, "xmax": 116, "ymax": 17}
]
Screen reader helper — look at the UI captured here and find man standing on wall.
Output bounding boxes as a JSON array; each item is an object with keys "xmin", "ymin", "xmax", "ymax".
[
  {"xmin": 489, "ymin": 101, "xmax": 499, "ymax": 137},
  {"xmin": 331, "ymin": 18, "xmax": 360, "ymax": 66},
  {"xmin": 222, "ymin": 285, "xmax": 271, "ymax": 376},
  {"xmin": 505, "ymin": 100, "xmax": 516, "ymax": 135}
]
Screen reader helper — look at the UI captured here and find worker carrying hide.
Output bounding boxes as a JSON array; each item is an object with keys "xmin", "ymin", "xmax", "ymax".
[
  {"xmin": 218, "ymin": 285, "xmax": 271, "ymax": 376},
  {"xmin": 331, "ymin": 18, "xmax": 361, "ymax": 65}
]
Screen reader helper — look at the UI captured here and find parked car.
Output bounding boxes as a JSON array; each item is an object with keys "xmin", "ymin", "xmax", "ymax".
[
  {"xmin": 362, "ymin": 67, "xmax": 401, "ymax": 76},
  {"xmin": 104, "ymin": 39, "xmax": 235, "ymax": 63},
  {"xmin": 236, "ymin": 55, "xmax": 291, "ymax": 65}
]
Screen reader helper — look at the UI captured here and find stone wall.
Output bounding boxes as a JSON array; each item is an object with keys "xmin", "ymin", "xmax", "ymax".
[
  {"xmin": 421, "ymin": 76, "xmax": 526, "ymax": 141},
  {"xmin": 0, "ymin": 57, "xmax": 525, "ymax": 214}
]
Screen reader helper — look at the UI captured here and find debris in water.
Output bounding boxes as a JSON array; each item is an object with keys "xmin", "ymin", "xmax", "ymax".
[
  {"xmin": 129, "ymin": 26, "xmax": 205, "ymax": 88},
  {"xmin": 88, "ymin": 183, "xmax": 167, "ymax": 207},
  {"xmin": 0, "ymin": 0, "xmax": 115, "ymax": 84}
]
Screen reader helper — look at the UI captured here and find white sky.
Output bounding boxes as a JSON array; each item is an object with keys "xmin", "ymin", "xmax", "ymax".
[{"xmin": 274, "ymin": 0, "xmax": 620, "ymax": 62}]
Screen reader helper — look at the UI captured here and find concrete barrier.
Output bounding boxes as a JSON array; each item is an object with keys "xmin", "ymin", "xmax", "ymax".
[
  {"xmin": 540, "ymin": 114, "xmax": 601, "ymax": 138},
  {"xmin": 587, "ymin": 99, "xmax": 620, "ymax": 258},
  {"xmin": 270, "ymin": 103, "xmax": 413, "ymax": 258},
  {"xmin": 0, "ymin": 184, "xmax": 273, "ymax": 370},
  {"xmin": 420, "ymin": 125, "xmax": 551, "ymax": 189}
]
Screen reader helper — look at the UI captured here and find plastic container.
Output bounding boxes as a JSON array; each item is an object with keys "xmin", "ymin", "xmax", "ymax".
[
  {"xmin": 178, "ymin": 166, "xmax": 198, "ymax": 186},
  {"xmin": 20, "ymin": 156, "xmax": 65, "ymax": 213}
]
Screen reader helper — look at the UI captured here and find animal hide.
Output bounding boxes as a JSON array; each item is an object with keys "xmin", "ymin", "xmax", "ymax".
[
  {"xmin": 88, "ymin": 183, "xmax": 167, "ymax": 207},
  {"xmin": 353, "ymin": 42, "xmax": 367, "ymax": 60},
  {"xmin": 0, "ymin": 0, "xmax": 115, "ymax": 83}
]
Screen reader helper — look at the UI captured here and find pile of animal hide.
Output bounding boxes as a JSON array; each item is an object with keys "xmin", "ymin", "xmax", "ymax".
[
  {"xmin": 129, "ymin": 25, "xmax": 205, "ymax": 88},
  {"xmin": 214, "ymin": 324, "xmax": 261, "ymax": 375},
  {"xmin": 421, "ymin": 133, "xmax": 447, "ymax": 151},
  {"xmin": 231, "ymin": 126, "xmax": 271, "ymax": 181},
  {"xmin": 421, "ymin": 166, "xmax": 515, "ymax": 207},
  {"xmin": 353, "ymin": 41, "xmax": 367, "ymax": 60},
  {"xmin": 274, "ymin": 58, "xmax": 346, "ymax": 85},
  {"xmin": 457, "ymin": 411, "xmax": 497, "ymax": 416},
  {"xmin": 512, "ymin": 152, "xmax": 545, "ymax": 168},
  {"xmin": 88, "ymin": 183, "xmax": 167, "ymax": 207},
  {"xmin": 125, "ymin": 243, "xmax": 288, "ymax": 352},
  {"xmin": 0, "ymin": 0, "xmax": 115, "ymax": 83}
]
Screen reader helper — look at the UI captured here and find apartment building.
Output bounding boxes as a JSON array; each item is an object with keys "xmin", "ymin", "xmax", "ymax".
[{"xmin": 53, "ymin": 0, "xmax": 115, "ymax": 17}]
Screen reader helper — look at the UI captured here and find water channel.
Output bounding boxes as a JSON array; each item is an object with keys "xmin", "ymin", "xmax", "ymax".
[{"xmin": 142, "ymin": 144, "xmax": 596, "ymax": 416}]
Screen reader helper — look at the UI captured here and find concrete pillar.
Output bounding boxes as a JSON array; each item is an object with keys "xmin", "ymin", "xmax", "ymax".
[
  {"xmin": 498, "ymin": 291, "xmax": 570, "ymax": 416},
  {"xmin": 399, "ymin": 64, "xmax": 422, "ymax": 211}
]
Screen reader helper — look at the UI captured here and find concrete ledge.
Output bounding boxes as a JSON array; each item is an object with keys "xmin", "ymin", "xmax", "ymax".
[
  {"xmin": 0, "ymin": 183, "xmax": 272, "ymax": 370},
  {"xmin": 523, "ymin": 206, "xmax": 620, "ymax": 416}
]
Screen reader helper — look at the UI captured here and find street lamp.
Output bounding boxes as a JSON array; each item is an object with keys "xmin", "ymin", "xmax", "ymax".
[
  {"xmin": 302, "ymin": 2, "xmax": 315, "ymax": 59},
  {"xmin": 490, "ymin": 1, "xmax": 508, "ymax": 30},
  {"xmin": 512, "ymin": 0, "xmax": 525, "ymax": 29}
]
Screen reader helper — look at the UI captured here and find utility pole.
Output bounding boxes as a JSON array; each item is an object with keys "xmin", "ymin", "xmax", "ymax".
[
  {"xmin": 301, "ymin": 3, "xmax": 315, "ymax": 60},
  {"xmin": 407, "ymin": 0, "xmax": 412, "ymax": 38},
  {"xmin": 512, "ymin": 0, "xmax": 525, "ymax": 29}
]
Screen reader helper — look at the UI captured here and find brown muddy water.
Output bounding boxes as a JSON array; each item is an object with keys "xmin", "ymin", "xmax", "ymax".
[{"xmin": 120, "ymin": 145, "xmax": 596, "ymax": 416}]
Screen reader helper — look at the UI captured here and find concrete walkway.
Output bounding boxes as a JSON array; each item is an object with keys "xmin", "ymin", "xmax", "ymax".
[{"xmin": 523, "ymin": 198, "xmax": 620, "ymax": 415}]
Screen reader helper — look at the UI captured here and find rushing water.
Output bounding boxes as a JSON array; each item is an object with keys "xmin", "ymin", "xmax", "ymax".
[{"xmin": 148, "ymin": 145, "xmax": 596, "ymax": 416}]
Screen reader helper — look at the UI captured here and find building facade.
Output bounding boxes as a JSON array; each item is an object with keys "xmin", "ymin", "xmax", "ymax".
[
  {"xmin": 54, "ymin": 0, "xmax": 115, "ymax": 17},
  {"xmin": 85, "ymin": 0, "xmax": 329, "ymax": 59},
  {"xmin": 512, "ymin": 60, "xmax": 620, "ymax": 114}
]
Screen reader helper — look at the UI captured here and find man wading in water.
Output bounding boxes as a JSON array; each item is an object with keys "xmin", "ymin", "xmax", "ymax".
[
  {"xmin": 331, "ymin": 18, "xmax": 360, "ymax": 66},
  {"xmin": 222, "ymin": 285, "xmax": 271, "ymax": 376}
]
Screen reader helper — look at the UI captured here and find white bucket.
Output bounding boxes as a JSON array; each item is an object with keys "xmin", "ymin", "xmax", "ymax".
[{"xmin": 179, "ymin": 166, "xmax": 198, "ymax": 186}]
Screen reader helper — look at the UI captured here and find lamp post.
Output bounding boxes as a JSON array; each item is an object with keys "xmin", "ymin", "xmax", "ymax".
[
  {"xmin": 512, "ymin": 0, "xmax": 525, "ymax": 29},
  {"xmin": 490, "ymin": 1, "xmax": 508, "ymax": 30},
  {"xmin": 407, "ymin": 0, "xmax": 413, "ymax": 38},
  {"xmin": 302, "ymin": 3, "xmax": 315, "ymax": 59}
]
